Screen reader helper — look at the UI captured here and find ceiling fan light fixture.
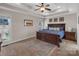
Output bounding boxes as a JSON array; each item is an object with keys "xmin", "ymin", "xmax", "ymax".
[
  {"xmin": 40, "ymin": 7, "xmax": 45, "ymax": 11},
  {"xmin": 35, "ymin": 3, "xmax": 51, "ymax": 12}
]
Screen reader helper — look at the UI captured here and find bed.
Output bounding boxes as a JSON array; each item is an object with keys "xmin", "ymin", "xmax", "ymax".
[
  {"xmin": 36, "ymin": 24, "xmax": 65, "ymax": 47},
  {"xmin": 48, "ymin": 24, "xmax": 65, "ymax": 39}
]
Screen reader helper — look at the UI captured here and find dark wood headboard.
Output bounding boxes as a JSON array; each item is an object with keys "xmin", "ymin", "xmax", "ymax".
[{"xmin": 48, "ymin": 24, "xmax": 65, "ymax": 31}]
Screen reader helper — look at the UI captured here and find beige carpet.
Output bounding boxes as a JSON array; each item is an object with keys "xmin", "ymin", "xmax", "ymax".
[
  {"xmin": 0, "ymin": 37, "xmax": 58, "ymax": 56},
  {"xmin": 0, "ymin": 37, "xmax": 79, "ymax": 56},
  {"xmin": 52, "ymin": 40, "xmax": 79, "ymax": 56}
]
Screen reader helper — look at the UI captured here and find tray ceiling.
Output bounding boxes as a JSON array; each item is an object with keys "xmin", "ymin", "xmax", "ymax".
[{"xmin": 0, "ymin": 3, "xmax": 79, "ymax": 17}]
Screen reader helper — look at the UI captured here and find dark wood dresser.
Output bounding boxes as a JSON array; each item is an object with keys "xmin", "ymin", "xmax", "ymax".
[{"xmin": 65, "ymin": 31, "xmax": 76, "ymax": 41}]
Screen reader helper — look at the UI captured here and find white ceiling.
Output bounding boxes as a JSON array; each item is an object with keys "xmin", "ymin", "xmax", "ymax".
[{"xmin": 0, "ymin": 3, "xmax": 79, "ymax": 17}]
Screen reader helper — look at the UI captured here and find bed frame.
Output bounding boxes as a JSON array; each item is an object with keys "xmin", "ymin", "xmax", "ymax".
[{"xmin": 36, "ymin": 24, "xmax": 65, "ymax": 47}]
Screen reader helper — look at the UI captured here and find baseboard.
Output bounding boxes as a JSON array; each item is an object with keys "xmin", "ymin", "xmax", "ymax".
[{"xmin": 2, "ymin": 35, "xmax": 36, "ymax": 46}]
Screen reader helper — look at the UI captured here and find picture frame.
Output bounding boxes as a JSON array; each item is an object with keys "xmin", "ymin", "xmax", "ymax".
[
  {"xmin": 54, "ymin": 18, "xmax": 58, "ymax": 22},
  {"xmin": 49, "ymin": 18, "xmax": 52, "ymax": 22},
  {"xmin": 24, "ymin": 20, "xmax": 33, "ymax": 26},
  {"xmin": 59, "ymin": 17, "xmax": 64, "ymax": 22}
]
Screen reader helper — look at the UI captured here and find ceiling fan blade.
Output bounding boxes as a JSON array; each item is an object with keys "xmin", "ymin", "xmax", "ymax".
[
  {"xmin": 35, "ymin": 8, "xmax": 40, "ymax": 11},
  {"xmin": 45, "ymin": 8, "xmax": 51, "ymax": 11}
]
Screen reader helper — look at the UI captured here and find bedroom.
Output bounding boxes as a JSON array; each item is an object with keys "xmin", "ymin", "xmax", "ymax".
[{"xmin": 0, "ymin": 3, "xmax": 79, "ymax": 56}]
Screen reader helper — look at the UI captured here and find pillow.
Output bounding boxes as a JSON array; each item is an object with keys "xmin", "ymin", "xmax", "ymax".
[
  {"xmin": 56, "ymin": 27, "xmax": 60, "ymax": 31},
  {"xmin": 49, "ymin": 27, "xmax": 60, "ymax": 31},
  {"xmin": 49, "ymin": 27, "xmax": 54, "ymax": 30},
  {"xmin": 60, "ymin": 27, "xmax": 64, "ymax": 30},
  {"xmin": 49, "ymin": 27, "xmax": 64, "ymax": 31},
  {"xmin": 53, "ymin": 28, "xmax": 57, "ymax": 31}
]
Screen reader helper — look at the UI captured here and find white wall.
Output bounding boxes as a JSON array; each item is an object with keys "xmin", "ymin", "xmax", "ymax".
[
  {"xmin": 0, "ymin": 9, "xmax": 77, "ymax": 46},
  {"xmin": 44, "ymin": 13, "xmax": 77, "ymax": 31},
  {"xmin": 65, "ymin": 14, "xmax": 77, "ymax": 31},
  {"xmin": 10, "ymin": 14, "xmax": 40, "ymax": 44},
  {"xmin": 0, "ymin": 10, "xmax": 41, "ymax": 46},
  {"xmin": 77, "ymin": 14, "xmax": 79, "ymax": 46}
]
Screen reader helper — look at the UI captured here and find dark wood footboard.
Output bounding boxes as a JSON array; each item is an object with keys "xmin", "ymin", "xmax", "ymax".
[{"xmin": 36, "ymin": 32, "xmax": 60, "ymax": 47}]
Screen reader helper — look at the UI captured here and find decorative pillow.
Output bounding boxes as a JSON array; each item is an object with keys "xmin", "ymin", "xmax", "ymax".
[
  {"xmin": 53, "ymin": 28, "xmax": 57, "ymax": 31},
  {"xmin": 49, "ymin": 27, "xmax": 64, "ymax": 31},
  {"xmin": 56, "ymin": 27, "xmax": 60, "ymax": 31},
  {"xmin": 60, "ymin": 27, "xmax": 64, "ymax": 30},
  {"xmin": 49, "ymin": 27, "xmax": 54, "ymax": 30}
]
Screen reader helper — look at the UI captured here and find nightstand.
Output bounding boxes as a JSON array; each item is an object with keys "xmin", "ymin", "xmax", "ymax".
[{"xmin": 65, "ymin": 31, "xmax": 76, "ymax": 41}]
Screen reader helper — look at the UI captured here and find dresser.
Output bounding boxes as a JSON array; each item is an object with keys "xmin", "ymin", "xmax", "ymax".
[{"xmin": 65, "ymin": 31, "xmax": 76, "ymax": 41}]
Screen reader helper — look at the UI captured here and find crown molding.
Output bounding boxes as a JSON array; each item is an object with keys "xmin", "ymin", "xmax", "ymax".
[
  {"xmin": 6, "ymin": 3, "xmax": 43, "ymax": 18},
  {"xmin": 0, "ymin": 4, "xmax": 43, "ymax": 18}
]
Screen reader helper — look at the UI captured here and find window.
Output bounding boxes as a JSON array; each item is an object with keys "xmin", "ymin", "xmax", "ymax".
[{"xmin": 0, "ymin": 17, "xmax": 8, "ymax": 25}]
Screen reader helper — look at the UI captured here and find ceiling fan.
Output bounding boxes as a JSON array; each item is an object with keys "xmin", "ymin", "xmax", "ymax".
[{"xmin": 35, "ymin": 3, "xmax": 51, "ymax": 12}]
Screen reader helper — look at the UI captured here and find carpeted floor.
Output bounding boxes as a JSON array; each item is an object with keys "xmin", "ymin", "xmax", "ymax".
[
  {"xmin": 0, "ymin": 37, "xmax": 58, "ymax": 56},
  {"xmin": 0, "ymin": 37, "xmax": 79, "ymax": 56},
  {"xmin": 53, "ymin": 40, "xmax": 79, "ymax": 56}
]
